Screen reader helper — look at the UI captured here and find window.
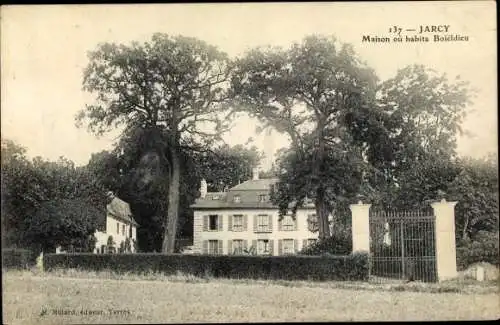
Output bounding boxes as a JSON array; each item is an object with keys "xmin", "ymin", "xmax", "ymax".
[
  {"xmin": 282, "ymin": 239, "xmax": 295, "ymax": 254},
  {"xmin": 256, "ymin": 214, "xmax": 270, "ymax": 232},
  {"xmin": 233, "ymin": 195, "xmax": 241, "ymax": 203},
  {"xmin": 208, "ymin": 240, "xmax": 219, "ymax": 254},
  {"xmin": 233, "ymin": 239, "xmax": 244, "ymax": 254},
  {"xmin": 209, "ymin": 215, "xmax": 218, "ymax": 231},
  {"xmin": 282, "ymin": 215, "xmax": 295, "ymax": 231},
  {"xmin": 116, "ymin": 222, "xmax": 119, "ymax": 234},
  {"xmin": 232, "ymin": 215, "xmax": 243, "ymax": 231},
  {"xmin": 258, "ymin": 194, "xmax": 267, "ymax": 202},
  {"xmin": 257, "ymin": 239, "xmax": 270, "ymax": 255},
  {"xmin": 122, "ymin": 225, "xmax": 125, "ymax": 236},
  {"xmin": 129, "ymin": 226, "xmax": 133, "ymax": 238}
]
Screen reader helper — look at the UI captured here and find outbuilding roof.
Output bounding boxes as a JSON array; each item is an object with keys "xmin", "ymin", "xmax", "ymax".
[{"xmin": 107, "ymin": 196, "xmax": 139, "ymax": 226}]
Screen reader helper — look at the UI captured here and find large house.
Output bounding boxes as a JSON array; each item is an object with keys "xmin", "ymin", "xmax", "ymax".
[
  {"xmin": 191, "ymin": 169, "xmax": 330, "ymax": 255},
  {"xmin": 93, "ymin": 192, "xmax": 139, "ymax": 253}
]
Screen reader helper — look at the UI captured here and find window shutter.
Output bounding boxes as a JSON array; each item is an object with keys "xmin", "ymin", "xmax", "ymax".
[
  {"xmin": 253, "ymin": 215, "xmax": 258, "ymax": 232},
  {"xmin": 202, "ymin": 240, "xmax": 208, "ymax": 254},
  {"xmin": 228, "ymin": 215, "xmax": 233, "ymax": 232},
  {"xmin": 268, "ymin": 215, "xmax": 273, "ymax": 232},
  {"xmin": 218, "ymin": 240, "xmax": 223, "ymax": 255},
  {"xmin": 218, "ymin": 215, "xmax": 223, "ymax": 231},
  {"xmin": 252, "ymin": 240, "xmax": 257, "ymax": 252},
  {"xmin": 244, "ymin": 240, "xmax": 248, "ymax": 250},
  {"xmin": 278, "ymin": 240, "xmax": 283, "ymax": 255},
  {"xmin": 243, "ymin": 215, "xmax": 248, "ymax": 231},
  {"xmin": 228, "ymin": 240, "xmax": 233, "ymax": 254},
  {"xmin": 269, "ymin": 240, "xmax": 274, "ymax": 255},
  {"xmin": 294, "ymin": 239, "xmax": 298, "ymax": 253},
  {"xmin": 294, "ymin": 216, "xmax": 298, "ymax": 231},
  {"xmin": 302, "ymin": 239, "xmax": 307, "ymax": 250},
  {"xmin": 203, "ymin": 215, "xmax": 209, "ymax": 232},
  {"xmin": 278, "ymin": 218, "xmax": 283, "ymax": 231}
]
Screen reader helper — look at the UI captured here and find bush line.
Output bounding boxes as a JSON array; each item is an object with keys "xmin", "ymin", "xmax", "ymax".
[{"xmin": 43, "ymin": 252, "xmax": 369, "ymax": 282}]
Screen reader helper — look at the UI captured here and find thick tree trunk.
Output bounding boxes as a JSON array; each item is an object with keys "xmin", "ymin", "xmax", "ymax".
[
  {"xmin": 316, "ymin": 188, "xmax": 331, "ymax": 240},
  {"xmin": 162, "ymin": 147, "xmax": 181, "ymax": 253},
  {"xmin": 314, "ymin": 117, "xmax": 332, "ymax": 240}
]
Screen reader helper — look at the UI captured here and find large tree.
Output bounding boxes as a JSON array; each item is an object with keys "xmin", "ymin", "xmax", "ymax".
[
  {"xmin": 1, "ymin": 138, "xmax": 107, "ymax": 252},
  {"xmin": 1, "ymin": 139, "xmax": 37, "ymax": 247},
  {"xmin": 77, "ymin": 34, "xmax": 232, "ymax": 252},
  {"xmin": 86, "ymin": 127, "xmax": 264, "ymax": 252},
  {"xmin": 448, "ymin": 155, "xmax": 499, "ymax": 242},
  {"xmin": 195, "ymin": 144, "xmax": 263, "ymax": 192},
  {"xmin": 368, "ymin": 64, "xmax": 474, "ymax": 209},
  {"xmin": 231, "ymin": 35, "xmax": 378, "ymax": 239}
]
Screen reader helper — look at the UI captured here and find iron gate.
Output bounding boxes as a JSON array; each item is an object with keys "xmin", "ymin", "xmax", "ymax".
[{"xmin": 369, "ymin": 210, "xmax": 437, "ymax": 283}]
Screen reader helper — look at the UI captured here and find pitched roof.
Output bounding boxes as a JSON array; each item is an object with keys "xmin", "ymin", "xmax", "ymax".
[
  {"xmin": 190, "ymin": 178, "xmax": 315, "ymax": 210},
  {"xmin": 107, "ymin": 197, "xmax": 139, "ymax": 226},
  {"xmin": 230, "ymin": 178, "xmax": 279, "ymax": 191}
]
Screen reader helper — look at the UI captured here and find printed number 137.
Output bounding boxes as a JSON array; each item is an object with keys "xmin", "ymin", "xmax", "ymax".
[{"xmin": 389, "ymin": 26, "xmax": 402, "ymax": 35}]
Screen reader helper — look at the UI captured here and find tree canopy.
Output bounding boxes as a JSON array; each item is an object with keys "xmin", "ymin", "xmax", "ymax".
[
  {"xmin": 231, "ymin": 35, "xmax": 379, "ymax": 239},
  {"xmin": 77, "ymin": 34, "xmax": 233, "ymax": 252},
  {"xmin": 1, "ymin": 138, "xmax": 106, "ymax": 253}
]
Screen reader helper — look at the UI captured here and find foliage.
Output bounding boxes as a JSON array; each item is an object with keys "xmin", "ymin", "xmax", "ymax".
[
  {"xmin": 456, "ymin": 231, "xmax": 499, "ymax": 270},
  {"xmin": 86, "ymin": 127, "xmax": 263, "ymax": 252},
  {"xmin": 1, "ymin": 140, "xmax": 37, "ymax": 248},
  {"xmin": 23, "ymin": 199, "xmax": 102, "ymax": 253},
  {"xmin": 195, "ymin": 144, "xmax": 263, "ymax": 192},
  {"xmin": 1, "ymin": 248, "xmax": 37, "ymax": 270},
  {"xmin": 1, "ymin": 139, "xmax": 107, "ymax": 253},
  {"xmin": 44, "ymin": 252, "xmax": 369, "ymax": 281},
  {"xmin": 367, "ymin": 65, "xmax": 474, "ymax": 209},
  {"xmin": 448, "ymin": 156, "xmax": 499, "ymax": 241},
  {"xmin": 299, "ymin": 232, "xmax": 352, "ymax": 256},
  {"xmin": 377, "ymin": 65, "xmax": 472, "ymax": 168},
  {"xmin": 231, "ymin": 35, "xmax": 378, "ymax": 239},
  {"xmin": 77, "ymin": 33, "xmax": 233, "ymax": 253},
  {"xmin": 124, "ymin": 237, "xmax": 132, "ymax": 253}
]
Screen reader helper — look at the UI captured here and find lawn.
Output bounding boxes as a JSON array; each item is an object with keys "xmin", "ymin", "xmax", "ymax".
[{"xmin": 2, "ymin": 270, "xmax": 499, "ymax": 324}]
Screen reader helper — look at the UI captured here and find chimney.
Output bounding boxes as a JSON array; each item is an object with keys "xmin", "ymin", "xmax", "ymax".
[
  {"xmin": 252, "ymin": 167, "xmax": 259, "ymax": 180},
  {"xmin": 200, "ymin": 179, "xmax": 207, "ymax": 198}
]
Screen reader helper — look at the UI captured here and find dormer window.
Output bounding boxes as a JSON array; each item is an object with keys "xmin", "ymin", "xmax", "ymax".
[
  {"xmin": 212, "ymin": 195, "xmax": 219, "ymax": 200},
  {"xmin": 233, "ymin": 195, "xmax": 241, "ymax": 203}
]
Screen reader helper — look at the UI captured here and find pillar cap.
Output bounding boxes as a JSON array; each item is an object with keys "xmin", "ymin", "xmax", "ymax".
[
  {"xmin": 431, "ymin": 199, "xmax": 458, "ymax": 208},
  {"xmin": 349, "ymin": 202, "xmax": 372, "ymax": 210}
]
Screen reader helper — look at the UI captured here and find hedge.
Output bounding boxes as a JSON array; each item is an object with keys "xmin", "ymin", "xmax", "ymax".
[
  {"xmin": 300, "ymin": 233, "xmax": 352, "ymax": 256},
  {"xmin": 44, "ymin": 252, "xmax": 369, "ymax": 281},
  {"xmin": 2, "ymin": 248, "xmax": 37, "ymax": 269}
]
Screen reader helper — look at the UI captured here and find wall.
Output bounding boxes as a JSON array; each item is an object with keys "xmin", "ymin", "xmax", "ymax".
[
  {"xmin": 94, "ymin": 213, "xmax": 137, "ymax": 253},
  {"xmin": 193, "ymin": 208, "xmax": 322, "ymax": 255}
]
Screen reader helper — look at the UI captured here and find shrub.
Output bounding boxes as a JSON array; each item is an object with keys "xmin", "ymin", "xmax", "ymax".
[
  {"xmin": 456, "ymin": 231, "xmax": 499, "ymax": 270},
  {"xmin": 2, "ymin": 248, "xmax": 37, "ymax": 269},
  {"xmin": 300, "ymin": 233, "xmax": 352, "ymax": 256},
  {"xmin": 44, "ymin": 252, "xmax": 369, "ymax": 281}
]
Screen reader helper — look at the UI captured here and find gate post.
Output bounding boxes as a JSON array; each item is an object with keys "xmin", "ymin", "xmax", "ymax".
[
  {"xmin": 350, "ymin": 201, "xmax": 371, "ymax": 253},
  {"xmin": 431, "ymin": 199, "xmax": 458, "ymax": 282}
]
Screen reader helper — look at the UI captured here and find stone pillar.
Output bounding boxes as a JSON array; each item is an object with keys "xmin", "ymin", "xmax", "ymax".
[
  {"xmin": 431, "ymin": 199, "xmax": 458, "ymax": 282},
  {"xmin": 350, "ymin": 201, "xmax": 371, "ymax": 253}
]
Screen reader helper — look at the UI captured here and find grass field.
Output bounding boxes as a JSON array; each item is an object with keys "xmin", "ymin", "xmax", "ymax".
[{"xmin": 3, "ymin": 270, "xmax": 499, "ymax": 324}]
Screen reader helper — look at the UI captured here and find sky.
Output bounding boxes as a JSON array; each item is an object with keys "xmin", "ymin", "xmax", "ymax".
[{"xmin": 1, "ymin": 2, "xmax": 497, "ymax": 170}]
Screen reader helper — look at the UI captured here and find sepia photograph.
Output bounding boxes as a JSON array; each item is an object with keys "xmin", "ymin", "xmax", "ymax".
[{"xmin": 1, "ymin": 1, "xmax": 498, "ymax": 323}]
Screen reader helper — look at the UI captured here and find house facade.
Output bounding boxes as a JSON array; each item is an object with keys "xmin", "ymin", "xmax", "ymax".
[
  {"xmin": 191, "ymin": 169, "xmax": 329, "ymax": 255},
  {"xmin": 93, "ymin": 193, "xmax": 139, "ymax": 253}
]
